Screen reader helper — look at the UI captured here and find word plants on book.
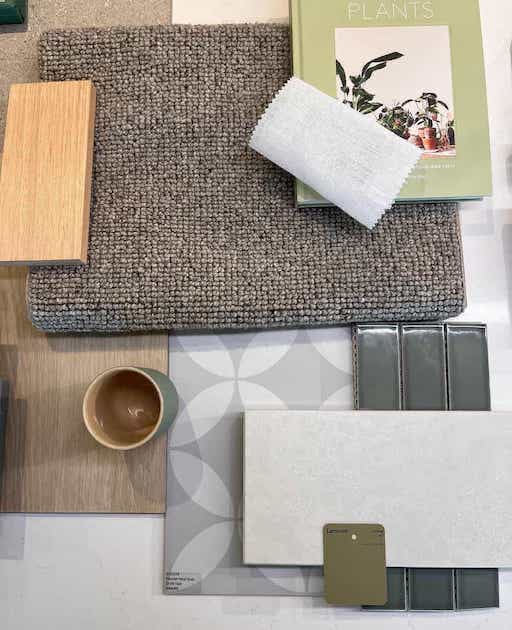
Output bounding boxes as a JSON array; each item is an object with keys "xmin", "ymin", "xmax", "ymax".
[{"xmin": 347, "ymin": 1, "xmax": 434, "ymax": 22}]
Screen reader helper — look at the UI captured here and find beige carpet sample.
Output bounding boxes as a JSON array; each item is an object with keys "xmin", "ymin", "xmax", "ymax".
[{"xmin": 27, "ymin": 25, "xmax": 465, "ymax": 333}]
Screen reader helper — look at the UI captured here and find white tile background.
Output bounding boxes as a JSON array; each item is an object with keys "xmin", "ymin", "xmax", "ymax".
[
  {"xmin": 243, "ymin": 411, "xmax": 512, "ymax": 567},
  {"xmin": 3, "ymin": 0, "xmax": 512, "ymax": 627}
]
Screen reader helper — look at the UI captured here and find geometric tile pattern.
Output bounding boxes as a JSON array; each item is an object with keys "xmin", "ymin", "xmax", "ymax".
[{"xmin": 165, "ymin": 328, "xmax": 352, "ymax": 595}]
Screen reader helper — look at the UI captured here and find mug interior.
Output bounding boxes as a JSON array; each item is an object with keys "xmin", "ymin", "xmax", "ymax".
[{"xmin": 84, "ymin": 368, "xmax": 162, "ymax": 449}]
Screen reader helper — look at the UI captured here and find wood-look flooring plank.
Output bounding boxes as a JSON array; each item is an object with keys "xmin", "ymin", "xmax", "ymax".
[
  {"xmin": 0, "ymin": 267, "xmax": 167, "ymax": 513},
  {"xmin": 0, "ymin": 81, "xmax": 95, "ymax": 265}
]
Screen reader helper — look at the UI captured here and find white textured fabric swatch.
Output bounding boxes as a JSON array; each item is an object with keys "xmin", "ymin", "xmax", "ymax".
[{"xmin": 250, "ymin": 77, "xmax": 422, "ymax": 229}]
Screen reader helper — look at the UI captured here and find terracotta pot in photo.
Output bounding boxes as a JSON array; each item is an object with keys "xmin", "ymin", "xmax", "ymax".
[
  {"xmin": 421, "ymin": 127, "xmax": 437, "ymax": 151},
  {"xmin": 420, "ymin": 127, "xmax": 436, "ymax": 139}
]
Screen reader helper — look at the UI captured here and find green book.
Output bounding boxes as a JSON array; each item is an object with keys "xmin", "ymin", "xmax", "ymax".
[{"xmin": 290, "ymin": 0, "xmax": 492, "ymax": 206}]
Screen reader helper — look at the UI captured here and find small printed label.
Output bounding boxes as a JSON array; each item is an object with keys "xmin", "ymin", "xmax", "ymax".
[{"xmin": 165, "ymin": 572, "xmax": 202, "ymax": 594}]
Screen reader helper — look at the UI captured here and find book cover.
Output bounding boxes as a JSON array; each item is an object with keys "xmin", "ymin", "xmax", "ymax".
[{"xmin": 290, "ymin": 0, "xmax": 492, "ymax": 206}]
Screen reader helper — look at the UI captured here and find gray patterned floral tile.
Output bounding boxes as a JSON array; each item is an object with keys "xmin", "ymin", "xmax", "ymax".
[{"xmin": 165, "ymin": 328, "xmax": 352, "ymax": 595}]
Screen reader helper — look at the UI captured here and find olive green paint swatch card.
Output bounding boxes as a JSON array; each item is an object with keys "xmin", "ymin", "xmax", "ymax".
[{"xmin": 323, "ymin": 524, "xmax": 387, "ymax": 606}]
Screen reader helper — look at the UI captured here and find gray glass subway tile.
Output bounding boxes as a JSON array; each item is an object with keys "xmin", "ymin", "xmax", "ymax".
[
  {"xmin": 401, "ymin": 325, "xmax": 447, "ymax": 410},
  {"xmin": 363, "ymin": 568, "xmax": 407, "ymax": 611},
  {"xmin": 354, "ymin": 325, "xmax": 401, "ymax": 410},
  {"xmin": 456, "ymin": 569, "xmax": 499, "ymax": 610},
  {"xmin": 446, "ymin": 324, "xmax": 490, "ymax": 411},
  {"xmin": 408, "ymin": 568, "xmax": 455, "ymax": 611}
]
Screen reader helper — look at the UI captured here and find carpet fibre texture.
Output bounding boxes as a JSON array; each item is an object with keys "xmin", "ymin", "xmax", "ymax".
[{"xmin": 28, "ymin": 25, "xmax": 466, "ymax": 333}]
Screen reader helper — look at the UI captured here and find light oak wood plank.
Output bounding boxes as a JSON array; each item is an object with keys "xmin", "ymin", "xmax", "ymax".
[
  {"xmin": 0, "ymin": 81, "xmax": 95, "ymax": 265},
  {"xmin": 0, "ymin": 267, "xmax": 167, "ymax": 513}
]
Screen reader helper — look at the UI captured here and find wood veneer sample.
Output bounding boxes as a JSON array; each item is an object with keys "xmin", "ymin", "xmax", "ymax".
[
  {"xmin": 0, "ymin": 81, "xmax": 95, "ymax": 265},
  {"xmin": 0, "ymin": 267, "xmax": 167, "ymax": 513}
]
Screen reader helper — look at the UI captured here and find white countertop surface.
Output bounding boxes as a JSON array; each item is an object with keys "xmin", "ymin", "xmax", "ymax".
[
  {"xmin": 244, "ymin": 410, "xmax": 512, "ymax": 567},
  {"xmin": 3, "ymin": 0, "xmax": 512, "ymax": 627}
]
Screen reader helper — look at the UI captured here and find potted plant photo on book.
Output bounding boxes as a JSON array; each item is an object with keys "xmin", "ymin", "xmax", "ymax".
[
  {"xmin": 377, "ymin": 105, "xmax": 415, "ymax": 140},
  {"xmin": 335, "ymin": 26, "xmax": 457, "ymax": 159}
]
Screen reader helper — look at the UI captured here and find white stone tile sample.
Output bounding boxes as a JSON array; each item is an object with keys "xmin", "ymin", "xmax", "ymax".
[{"xmin": 243, "ymin": 410, "xmax": 512, "ymax": 568}]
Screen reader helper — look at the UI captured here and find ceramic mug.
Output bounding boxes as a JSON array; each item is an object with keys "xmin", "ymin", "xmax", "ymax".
[{"xmin": 83, "ymin": 366, "xmax": 179, "ymax": 451}]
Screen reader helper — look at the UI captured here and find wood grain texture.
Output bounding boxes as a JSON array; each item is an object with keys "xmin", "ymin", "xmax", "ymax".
[
  {"xmin": 0, "ymin": 81, "xmax": 95, "ymax": 265},
  {"xmin": 0, "ymin": 267, "xmax": 168, "ymax": 513}
]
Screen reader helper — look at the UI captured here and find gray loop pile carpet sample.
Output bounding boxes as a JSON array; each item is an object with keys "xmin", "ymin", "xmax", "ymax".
[{"xmin": 27, "ymin": 25, "xmax": 466, "ymax": 333}]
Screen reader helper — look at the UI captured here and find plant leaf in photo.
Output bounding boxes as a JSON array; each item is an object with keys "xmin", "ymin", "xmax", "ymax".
[{"xmin": 335, "ymin": 51, "xmax": 403, "ymax": 113}]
